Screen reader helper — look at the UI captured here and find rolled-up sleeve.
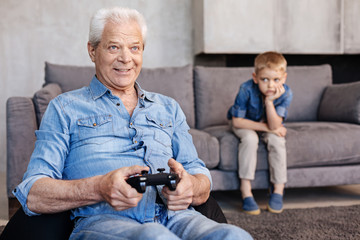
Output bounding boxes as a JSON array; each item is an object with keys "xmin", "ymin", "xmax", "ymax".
[
  {"xmin": 171, "ymin": 103, "xmax": 213, "ymax": 189},
  {"xmin": 228, "ymin": 85, "xmax": 249, "ymax": 119},
  {"xmin": 13, "ymin": 175, "xmax": 45, "ymax": 216},
  {"xmin": 275, "ymin": 86, "xmax": 293, "ymax": 120},
  {"xmin": 13, "ymin": 99, "xmax": 70, "ymax": 216}
]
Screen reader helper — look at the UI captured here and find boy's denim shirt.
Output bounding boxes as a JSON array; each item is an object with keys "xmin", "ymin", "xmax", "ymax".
[
  {"xmin": 227, "ymin": 79, "xmax": 293, "ymax": 121},
  {"xmin": 13, "ymin": 76, "xmax": 212, "ymax": 222}
]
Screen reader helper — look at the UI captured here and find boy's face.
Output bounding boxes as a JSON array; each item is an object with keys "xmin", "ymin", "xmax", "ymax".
[{"xmin": 252, "ymin": 67, "xmax": 287, "ymax": 97}]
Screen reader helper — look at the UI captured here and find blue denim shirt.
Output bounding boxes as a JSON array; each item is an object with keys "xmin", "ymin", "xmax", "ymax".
[
  {"xmin": 14, "ymin": 76, "xmax": 212, "ymax": 222},
  {"xmin": 227, "ymin": 79, "xmax": 293, "ymax": 121}
]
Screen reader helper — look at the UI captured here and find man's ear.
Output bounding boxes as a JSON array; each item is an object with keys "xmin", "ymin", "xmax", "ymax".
[
  {"xmin": 87, "ymin": 42, "xmax": 96, "ymax": 63},
  {"xmin": 252, "ymin": 72, "xmax": 258, "ymax": 84}
]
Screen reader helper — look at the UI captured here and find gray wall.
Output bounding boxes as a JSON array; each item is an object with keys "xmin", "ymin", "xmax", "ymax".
[
  {"xmin": 194, "ymin": 0, "xmax": 360, "ymax": 54},
  {"xmin": 0, "ymin": 0, "xmax": 193, "ymax": 173}
]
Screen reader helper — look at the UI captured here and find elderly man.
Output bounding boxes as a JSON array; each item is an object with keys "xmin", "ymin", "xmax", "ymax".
[{"xmin": 13, "ymin": 7, "xmax": 252, "ymax": 240}]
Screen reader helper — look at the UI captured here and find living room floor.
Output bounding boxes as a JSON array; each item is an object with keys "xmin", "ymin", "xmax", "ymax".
[
  {"xmin": 212, "ymin": 184, "xmax": 360, "ymax": 214},
  {"xmin": 1, "ymin": 172, "xmax": 360, "ymax": 222}
]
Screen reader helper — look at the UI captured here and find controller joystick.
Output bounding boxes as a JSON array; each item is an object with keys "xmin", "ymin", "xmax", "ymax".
[{"xmin": 126, "ymin": 168, "xmax": 179, "ymax": 193}]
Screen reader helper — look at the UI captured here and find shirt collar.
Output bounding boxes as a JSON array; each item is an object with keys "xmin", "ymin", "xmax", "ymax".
[
  {"xmin": 89, "ymin": 75, "xmax": 155, "ymax": 103},
  {"xmin": 89, "ymin": 76, "xmax": 109, "ymax": 100}
]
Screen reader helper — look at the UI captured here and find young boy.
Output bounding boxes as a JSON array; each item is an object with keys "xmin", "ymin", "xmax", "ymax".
[{"xmin": 227, "ymin": 51, "xmax": 293, "ymax": 215}]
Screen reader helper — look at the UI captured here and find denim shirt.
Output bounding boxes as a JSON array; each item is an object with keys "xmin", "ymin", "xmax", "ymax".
[
  {"xmin": 227, "ymin": 79, "xmax": 293, "ymax": 121},
  {"xmin": 13, "ymin": 76, "xmax": 212, "ymax": 222}
]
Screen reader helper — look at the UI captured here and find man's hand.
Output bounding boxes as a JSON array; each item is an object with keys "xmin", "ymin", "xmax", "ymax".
[
  {"xmin": 161, "ymin": 158, "xmax": 194, "ymax": 211},
  {"xmin": 162, "ymin": 158, "xmax": 210, "ymax": 211},
  {"xmin": 98, "ymin": 165, "xmax": 149, "ymax": 211}
]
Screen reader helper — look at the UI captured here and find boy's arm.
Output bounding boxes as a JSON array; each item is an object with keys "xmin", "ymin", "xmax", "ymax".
[
  {"xmin": 264, "ymin": 99, "xmax": 284, "ymax": 130},
  {"xmin": 265, "ymin": 84, "xmax": 286, "ymax": 130},
  {"xmin": 232, "ymin": 117, "xmax": 287, "ymax": 137},
  {"xmin": 232, "ymin": 117, "xmax": 270, "ymax": 132}
]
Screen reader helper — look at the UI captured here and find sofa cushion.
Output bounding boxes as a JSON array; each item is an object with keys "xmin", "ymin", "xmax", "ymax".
[
  {"xmin": 33, "ymin": 83, "xmax": 62, "ymax": 125},
  {"xmin": 45, "ymin": 62, "xmax": 95, "ymax": 92},
  {"xmin": 285, "ymin": 122, "xmax": 360, "ymax": 168},
  {"xmin": 203, "ymin": 125, "xmax": 238, "ymax": 171},
  {"xmin": 194, "ymin": 66, "xmax": 253, "ymax": 129},
  {"xmin": 137, "ymin": 65, "xmax": 195, "ymax": 128},
  {"xmin": 189, "ymin": 129, "xmax": 219, "ymax": 169},
  {"xmin": 204, "ymin": 125, "xmax": 269, "ymax": 171},
  {"xmin": 285, "ymin": 64, "xmax": 332, "ymax": 122},
  {"xmin": 318, "ymin": 81, "xmax": 360, "ymax": 124}
]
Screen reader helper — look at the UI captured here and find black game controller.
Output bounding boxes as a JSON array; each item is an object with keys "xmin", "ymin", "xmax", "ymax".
[{"xmin": 126, "ymin": 168, "xmax": 180, "ymax": 193}]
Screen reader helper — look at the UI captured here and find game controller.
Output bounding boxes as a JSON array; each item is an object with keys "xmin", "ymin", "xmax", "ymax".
[{"xmin": 126, "ymin": 168, "xmax": 180, "ymax": 193}]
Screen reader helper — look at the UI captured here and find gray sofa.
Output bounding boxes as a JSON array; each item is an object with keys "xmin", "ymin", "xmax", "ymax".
[{"xmin": 7, "ymin": 63, "xmax": 360, "ymax": 207}]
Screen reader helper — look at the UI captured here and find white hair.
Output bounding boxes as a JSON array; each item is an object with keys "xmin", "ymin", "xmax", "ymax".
[{"xmin": 89, "ymin": 7, "xmax": 147, "ymax": 48}]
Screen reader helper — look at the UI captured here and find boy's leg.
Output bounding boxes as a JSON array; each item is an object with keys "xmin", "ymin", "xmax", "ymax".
[
  {"xmin": 231, "ymin": 126, "xmax": 260, "ymax": 215},
  {"xmin": 231, "ymin": 128, "xmax": 259, "ymax": 183},
  {"xmin": 240, "ymin": 179, "xmax": 253, "ymax": 198},
  {"xmin": 262, "ymin": 133, "xmax": 287, "ymax": 213},
  {"xmin": 262, "ymin": 132, "xmax": 287, "ymax": 186}
]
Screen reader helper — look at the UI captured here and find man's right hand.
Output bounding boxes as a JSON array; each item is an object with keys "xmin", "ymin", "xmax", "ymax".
[{"xmin": 98, "ymin": 165, "xmax": 149, "ymax": 211}]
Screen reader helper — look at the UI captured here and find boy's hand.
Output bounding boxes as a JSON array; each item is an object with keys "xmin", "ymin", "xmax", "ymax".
[
  {"xmin": 270, "ymin": 126, "xmax": 287, "ymax": 137},
  {"xmin": 266, "ymin": 84, "xmax": 285, "ymax": 102}
]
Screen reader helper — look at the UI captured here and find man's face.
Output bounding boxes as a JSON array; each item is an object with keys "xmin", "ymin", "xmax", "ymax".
[
  {"xmin": 252, "ymin": 67, "xmax": 287, "ymax": 97},
  {"xmin": 88, "ymin": 21, "xmax": 144, "ymax": 92}
]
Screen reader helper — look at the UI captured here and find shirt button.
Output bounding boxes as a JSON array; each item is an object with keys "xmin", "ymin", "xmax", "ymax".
[
  {"xmin": 93, "ymin": 123, "xmax": 97, "ymax": 127},
  {"xmin": 116, "ymin": 103, "xmax": 120, "ymax": 106},
  {"xmin": 134, "ymin": 140, "xmax": 138, "ymax": 143}
]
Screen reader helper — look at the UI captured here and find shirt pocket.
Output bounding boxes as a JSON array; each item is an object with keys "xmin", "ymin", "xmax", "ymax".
[
  {"xmin": 77, "ymin": 114, "xmax": 114, "ymax": 145},
  {"xmin": 145, "ymin": 115, "xmax": 173, "ymax": 147}
]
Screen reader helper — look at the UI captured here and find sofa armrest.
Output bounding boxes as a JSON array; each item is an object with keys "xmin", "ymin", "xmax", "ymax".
[
  {"xmin": 6, "ymin": 97, "xmax": 38, "ymax": 198},
  {"xmin": 33, "ymin": 83, "xmax": 62, "ymax": 125},
  {"xmin": 318, "ymin": 81, "xmax": 360, "ymax": 124}
]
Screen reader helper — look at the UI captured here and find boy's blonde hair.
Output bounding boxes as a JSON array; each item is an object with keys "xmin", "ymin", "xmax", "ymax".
[{"xmin": 254, "ymin": 51, "xmax": 287, "ymax": 74}]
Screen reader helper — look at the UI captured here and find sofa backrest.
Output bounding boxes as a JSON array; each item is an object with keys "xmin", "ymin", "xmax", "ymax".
[
  {"xmin": 285, "ymin": 65, "xmax": 332, "ymax": 122},
  {"xmin": 44, "ymin": 62, "xmax": 195, "ymax": 128},
  {"xmin": 44, "ymin": 62, "xmax": 332, "ymax": 130},
  {"xmin": 194, "ymin": 66, "xmax": 253, "ymax": 129},
  {"xmin": 194, "ymin": 64, "xmax": 332, "ymax": 129}
]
